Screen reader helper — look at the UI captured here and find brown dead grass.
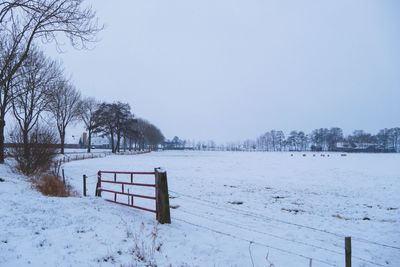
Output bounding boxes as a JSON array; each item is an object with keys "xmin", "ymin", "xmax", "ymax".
[{"xmin": 35, "ymin": 175, "xmax": 74, "ymax": 197}]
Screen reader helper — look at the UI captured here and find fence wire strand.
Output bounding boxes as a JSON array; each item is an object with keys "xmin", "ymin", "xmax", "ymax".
[
  {"xmin": 175, "ymin": 208, "xmax": 389, "ymax": 267},
  {"xmin": 169, "ymin": 190, "xmax": 400, "ymax": 251},
  {"xmin": 177, "ymin": 208, "xmax": 343, "ymax": 256},
  {"xmin": 173, "ymin": 217, "xmax": 338, "ymax": 267}
]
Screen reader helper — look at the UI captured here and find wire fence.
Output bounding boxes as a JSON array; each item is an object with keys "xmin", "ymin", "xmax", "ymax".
[
  {"xmin": 169, "ymin": 190, "xmax": 400, "ymax": 250},
  {"xmin": 169, "ymin": 189, "xmax": 396, "ymax": 267},
  {"xmin": 173, "ymin": 217, "xmax": 338, "ymax": 266}
]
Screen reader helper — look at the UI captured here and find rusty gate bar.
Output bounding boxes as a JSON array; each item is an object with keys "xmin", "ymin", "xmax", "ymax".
[
  {"xmin": 100, "ymin": 189, "xmax": 156, "ymax": 200},
  {"xmin": 99, "ymin": 171, "xmax": 155, "ymax": 175},
  {"xmin": 104, "ymin": 199, "xmax": 157, "ymax": 213},
  {"xmin": 100, "ymin": 180, "xmax": 156, "ymax": 187}
]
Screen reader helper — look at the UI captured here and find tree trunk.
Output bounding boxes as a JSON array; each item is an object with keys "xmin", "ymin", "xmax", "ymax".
[
  {"xmin": 116, "ymin": 131, "xmax": 121, "ymax": 152},
  {"xmin": 23, "ymin": 130, "xmax": 29, "ymax": 164},
  {"xmin": 87, "ymin": 129, "xmax": 92, "ymax": 153},
  {"xmin": 110, "ymin": 131, "xmax": 115, "ymax": 153},
  {"xmin": 60, "ymin": 132, "xmax": 65, "ymax": 154},
  {"xmin": 0, "ymin": 118, "xmax": 5, "ymax": 163}
]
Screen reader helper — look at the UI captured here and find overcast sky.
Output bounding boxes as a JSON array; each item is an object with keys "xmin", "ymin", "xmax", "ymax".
[{"xmin": 44, "ymin": 0, "xmax": 400, "ymax": 143}]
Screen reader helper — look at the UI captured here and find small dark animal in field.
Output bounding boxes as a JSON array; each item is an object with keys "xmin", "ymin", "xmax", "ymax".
[
  {"xmin": 228, "ymin": 201, "xmax": 244, "ymax": 205},
  {"xmin": 281, "ymin": 208, "xmax": 304, "ymax": 214}
]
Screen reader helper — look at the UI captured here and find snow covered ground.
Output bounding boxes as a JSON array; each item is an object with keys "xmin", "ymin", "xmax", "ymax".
[{"xmin": 1, "ymin": 151, "xmax": 399, "ymax": 266}]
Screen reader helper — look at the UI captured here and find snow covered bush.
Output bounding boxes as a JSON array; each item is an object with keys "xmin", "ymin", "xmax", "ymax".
[{"xmin": 9, "ymin": 126, "xmax": 58, "ymax": 176}]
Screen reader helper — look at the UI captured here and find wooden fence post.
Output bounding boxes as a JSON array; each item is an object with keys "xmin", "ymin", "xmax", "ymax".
[
  {"xmin": 62, "ymin": 168, "xmax": 65, "ymax": 184},
  {"xmin": 155, "ymin": 168, "xmax": 171, "ymax": 224},
  {"xmin": 96, "ymin": 171, "xmax": 102, "ymax": 197},
  {"xmin": 345, "ymin": 237, "xmax": 351, "ymax": 267},
  {"xmin": 83, "ymin": 175, "xmax": 87, "ymax": 197}
]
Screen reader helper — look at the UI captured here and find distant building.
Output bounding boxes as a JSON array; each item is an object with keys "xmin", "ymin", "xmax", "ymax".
[
  {"xmin": 91, "ymin": 135, "xmax": 111, "ymax": 149},
  {"xmin": 335, "ymin": 142, "xmax": 394, "ymax": 153}
]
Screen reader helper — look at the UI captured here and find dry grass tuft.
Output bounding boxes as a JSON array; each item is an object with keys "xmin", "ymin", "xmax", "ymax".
[{"xmin": 35, "ymin": 175, "xmax": 74, "ymax": 197}]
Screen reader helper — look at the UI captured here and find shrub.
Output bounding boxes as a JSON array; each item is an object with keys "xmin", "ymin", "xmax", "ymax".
[
  {"xmin": 35, "ymin": 175, "xmax": 73, "ymax": 197},
  {"xmin": 9, "ymin": 125, "xmax": 58, "ymax": 176}
]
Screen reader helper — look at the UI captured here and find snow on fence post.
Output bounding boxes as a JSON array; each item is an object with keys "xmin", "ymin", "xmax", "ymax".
[
  {"xmin": 345, "ymin": 237, "xmax": 352, "ymax": 267},
  {"xmin": 95, "ymin": 171, "xmax": 102, "ymax": 197},
  {"xmin": 83, "ymin": 175, "xmax": 87, "ymax": 197},
  {"xmin": 155, "ymin": 168, "xmax": 171, "ymax": 224}
]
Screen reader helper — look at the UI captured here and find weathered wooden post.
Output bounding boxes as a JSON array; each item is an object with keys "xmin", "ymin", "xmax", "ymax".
[
  {"xmin": 83, "ymin": 175, "xmax": 87, "ymax": 197},
  {"xmin": 96, "ymin": 171, "xmax": 102, "ymax": 197},
  {"xmin": 62, "ymin": 168, "xmax": 65, "ymax": 184},
  {"xmin": 155, "ymin": 168, "xmax": 171, "ymax": 224},
  {"xmin": 345, "ymin": 237, "xmax": 352, "ymax": 267}
]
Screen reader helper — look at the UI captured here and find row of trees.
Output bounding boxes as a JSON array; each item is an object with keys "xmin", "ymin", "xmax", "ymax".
[
  {"xmin": 179, "ymin": 128, "xmax": 400, "ymax": 153},
  {"xmin": 0, "ymin": 0, "xmax": 101, "ymax": 164},
  {"xmin": 8, "ymin": 47, "xmax": 165, "ymax": 157},
  {"xmin": 83, "ymin": 101, "xmax": 164, "ymax": 153},
  {"xmin": 0, "ymin": 1, "xmax": 165, "ymax": 174},
  {"xmin": 249, "ymin": 127, "xmax": 400, "ymax": 152}
]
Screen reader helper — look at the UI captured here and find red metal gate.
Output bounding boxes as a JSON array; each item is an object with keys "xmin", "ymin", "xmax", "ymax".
[
  {"xmin": 95, "ymin": 170, "xmax": 157, "ymax": 214},
  {"xmin": 95, "ymin": 168, "xmax": 171, "ymax": 224}
]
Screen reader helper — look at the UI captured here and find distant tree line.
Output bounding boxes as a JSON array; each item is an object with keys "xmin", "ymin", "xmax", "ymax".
[
  {"xmin": 252, "ymin": 128, "xmax": 400, "ymax": 153},
  {"xmin": 89, "ymin": 102, "xmax": 164, "ymax": 153},
  {"xmin": 173, "ymin": 127, "xmax": 400, "ymax": 153},
  {"xmin": 239, "ymin": 128, "xmax": 400, "ymax": 152},
  {"xmin": 0, "ymin": 0, "xmax": 164, "ymax": 174}
]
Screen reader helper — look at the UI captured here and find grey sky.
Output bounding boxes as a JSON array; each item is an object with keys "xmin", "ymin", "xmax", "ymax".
[{"xmin": 44, "ymin": 0, "xmax": 400, "ymax": 143}]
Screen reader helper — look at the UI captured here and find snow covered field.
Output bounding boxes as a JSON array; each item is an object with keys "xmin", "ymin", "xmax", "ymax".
[{"xmin": 1, "ymin": 151, "xmax": 399, "ymax": 266}]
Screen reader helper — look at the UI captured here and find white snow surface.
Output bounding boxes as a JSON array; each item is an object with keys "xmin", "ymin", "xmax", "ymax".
[{"xmin": 1, "ymin": 151, "xmax": 399, "ymax": 266}]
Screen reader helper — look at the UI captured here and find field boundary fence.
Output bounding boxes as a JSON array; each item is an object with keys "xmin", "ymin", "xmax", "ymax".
[{"xmin": 169, "ymin": 189, "xmax": 398, "ymax": 267}]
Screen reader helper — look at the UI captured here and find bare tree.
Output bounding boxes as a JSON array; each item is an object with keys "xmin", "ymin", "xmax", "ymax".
[
  {"xmin": 12, "ymin": 48, "xmax": 62, "ymax": 161},
  {"xmin": 46, "ymin": 79, "xmax": 81, "ymax": 154},
  {"xmin": 93, "ymin": 102, "xmax": 131, "ymax": 153},
  {"xmin": 92, "ymin": 102, "xmax": 116, "ymax": 152},
  {"xmin": 78, "ymin": 97, "xmax": 99, "ymax": 152},
  {"xmin": 125, "ymin": 118, "xmax": 164, "ymax": 151},
  {"xmin": 0, "ymin": 0, "xmax": 102, "ymax": 162}
]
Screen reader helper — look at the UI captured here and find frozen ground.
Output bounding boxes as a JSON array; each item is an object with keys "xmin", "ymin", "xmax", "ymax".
[{"xmin": 1, "ymin": 151, "xmax": 399, "ymax": 266}]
